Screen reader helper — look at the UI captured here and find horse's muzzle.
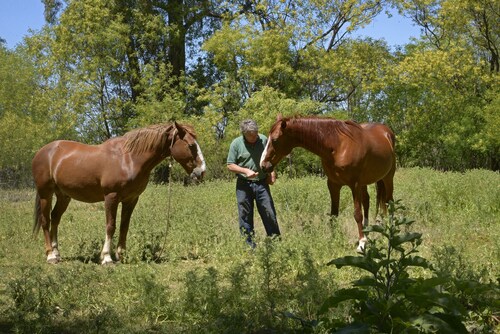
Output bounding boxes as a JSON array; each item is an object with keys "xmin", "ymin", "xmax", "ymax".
[
  {"xmin": 261, "ymin": 162, "xmax": 274, "ymax": 173},
  {"xmin": 190, "ymin": 167, "xmax": 205, "ymax": 181}
]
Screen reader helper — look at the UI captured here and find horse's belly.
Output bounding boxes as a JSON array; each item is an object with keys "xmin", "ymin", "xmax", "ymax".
[
  {"xmin": 359, "ymin": 159, "xmax": 393, "ymax": 184},
  {"xmin": 57, "ymin": 182, "xmax": 105, "ymax": 203},
  {"xmin": 327, "ymin": 154, "xmax": 393, "ymax": 185}
]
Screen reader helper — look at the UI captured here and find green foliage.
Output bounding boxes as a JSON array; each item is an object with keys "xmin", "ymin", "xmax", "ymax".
[
  {"xmin": 377, "ymin": 44, "xmax": 493, "ymax": 169},
  {"xmin": 0, "ymin": 169, "xmax": 498, "ymax": 333},
  {"xmin": 0, "ymin": 47, "xmax": 65, "ymax": 187},
  {"xmin": 1, "ymin": 0, "xmax": 499, "ymax": 183},
  {"xmin": 239, "ymin": 86, "xmax": 321, "ymax": 132},
  {"xmin": 130, "ymin": 63, "xmax": 186, "ymax": 127},
  {"xmin": 432, "ymin": 245, "xmax": 500, "ymax": 332},
  {"xmin": 317, "ymin": 200, "xmax": 476, "ymax": 333}
]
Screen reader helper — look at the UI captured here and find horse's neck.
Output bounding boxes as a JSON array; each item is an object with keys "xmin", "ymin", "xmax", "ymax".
[
  {"xmin": 129, "ymin": 151, "xmax": 162, "ymax": 177},
  {"xmin": 125, "ymin": 139, "xmax": 171, "ymax": 172},
  {"xmin": 288, "ymin": 121, "xmax": 334, "ymax": 155}
]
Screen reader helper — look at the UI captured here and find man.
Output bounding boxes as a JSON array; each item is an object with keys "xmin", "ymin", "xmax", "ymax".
[{"xmin": 227, "ymin": 119, "xmax": 281, "ymax": 248}]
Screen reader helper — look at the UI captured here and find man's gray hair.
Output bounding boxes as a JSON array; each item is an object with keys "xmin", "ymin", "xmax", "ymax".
[{"xmin": 240, "ymin": 119, "xmax": 258, "ymax": 133}]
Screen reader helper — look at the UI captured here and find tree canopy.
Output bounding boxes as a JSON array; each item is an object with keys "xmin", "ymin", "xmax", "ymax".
[{"xmin": 0, "ymin": 0, "xmax": 498, "ymax": 186}]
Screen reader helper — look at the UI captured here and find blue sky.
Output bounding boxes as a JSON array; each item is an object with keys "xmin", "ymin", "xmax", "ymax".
[
  {"xmin": 0, "ymin": 0, "xmax": 45, "ymax": 49},
  {"xmin": 0, "ymin": 1, "xmax": 421, "ymax": 50}
]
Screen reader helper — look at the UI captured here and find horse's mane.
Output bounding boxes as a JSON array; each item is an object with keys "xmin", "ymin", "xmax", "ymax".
[
  {"xmin": 277, "ymin": 115, "xmax": 361, "ymax": 140},
  {"xmin": 123, "ymin": 123, "xmax": 197, "ymax": 154}
]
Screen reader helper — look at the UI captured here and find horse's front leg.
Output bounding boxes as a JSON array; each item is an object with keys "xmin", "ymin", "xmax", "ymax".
[
  {"xmin": 350, "ymin": 184, "xmax": 367, "ymax": 253},
  {"xmin": 116, "ymin": 197, "xmax": 139, "ymax": 262},
  {"xmin": 102, "ymin": 193, "xmax": 119, "ymax": 265},
  {"xmin": 327, "ymin": 179, "xmax": 341, "ymax": 216}
]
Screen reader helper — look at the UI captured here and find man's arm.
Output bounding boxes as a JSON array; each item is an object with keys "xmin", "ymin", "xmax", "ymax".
[{"xmin": 227, "ymin": 163, "xmax": 259, "ymax": 179}]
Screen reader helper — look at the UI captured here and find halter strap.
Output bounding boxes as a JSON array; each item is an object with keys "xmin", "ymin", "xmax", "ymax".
[{"xmin": 170, "ymin": 128, "xmax": 178, "ymax": 151}]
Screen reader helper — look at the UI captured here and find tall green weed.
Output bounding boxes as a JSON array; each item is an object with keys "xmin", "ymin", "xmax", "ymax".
[{"xmin": 0, "ymin": 168, "xmax": 498, "ymax": 333}]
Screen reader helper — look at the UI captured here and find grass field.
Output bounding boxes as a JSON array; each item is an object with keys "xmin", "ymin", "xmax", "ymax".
[{"xmin": 0, "ymin": 167, "xmax": 499, "ymax": 333}]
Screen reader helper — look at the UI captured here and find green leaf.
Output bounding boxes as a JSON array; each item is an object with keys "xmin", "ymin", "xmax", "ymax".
[
  {"xmin": 319, "ymin": 288, "xmax": 368, "ymax": 314},
  {"xmin": 400, "ymin": 255, "xmax": 431, "ymax": 269},
  {"xmin": 410, "ymin": 277, "xmax": 449, "ymax": 290},
  {"xmin": 410, "ymin": 313, "xmax": 467, "ymax": 333},
  {"xmin": 390, "ymin": 232, "xmax": 422, "ymax": 247},
  {"xmin": 334, "ymin": 323, "xmax": 370, "ymax": 334},
  {"xmin": 407, "ymin": 289, "xmax": 467, "ymax": 316},
  {"xmin": 378, "ymin": 258, "xmax": 397, "ymax": 268},
  {"xmin": 395, "ymin": 217, "xmax": 415, "ymax": 227},
  {"xmin": 364, "ymin": 225, "xmax": 387, "ymax": 236},
  {"xmin": 327, "ymin": 256, "xmax": 380, "ymax": 274},
  {"xmin": 352, "ymin": 276, "xmax": 385, "ymax": 290}
]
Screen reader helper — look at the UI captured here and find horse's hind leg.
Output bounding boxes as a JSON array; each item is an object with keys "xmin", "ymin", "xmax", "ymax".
[
  {"xmin": 384, "ymin": 168, "xmax": 395, "ymax": 210},
  {"xmin": 47, "ymin": 192, "xmax": 71, "ymax": 263},
  {"xmin": 377, "ymin": 166, "xmax": 395, "ymax": 218},
  {"xmin": 361, "ymin": 185, "xmax": 369, "ymax": 227},
  {"xmin": 101, "ymin": 193, "xmax": 119, "ymax": 265},
  {"xmin": 36, "ymin": 194, "xmax": 53, "ymax": 260}
]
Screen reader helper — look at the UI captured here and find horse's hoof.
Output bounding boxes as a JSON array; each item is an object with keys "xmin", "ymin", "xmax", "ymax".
[
  {"xmin": 101, "ymin": 253, "xmax": 115, "ymax": 265},
  {"xmin": 101, "ymin": 260, "xmax": 115, "ymax": 266},
  {"xmin": 356, "ymin": 237, "xmax": 367, "ymax": 254},
  {"xmin": 47, "ymin": 252, "xmax": 61, "ymax": 264}
]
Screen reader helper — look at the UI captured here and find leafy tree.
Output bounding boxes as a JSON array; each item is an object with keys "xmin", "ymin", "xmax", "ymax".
[
  {"xmin": 201, "ymin": 0, "xmax": 393, "ymax": 144},
  {"xmin": 1, "ymin": 0, "xmax": 496, "ymax": 176},
  {"xmin": 36, "ymin": 0, "xmax": 226, "ymax": 139},
  {"xmin": 395, "ymin": 0, "xmax": 499, "ymax": 73},
  {"xmin": 0, "ymin": 45, "xmax": 69, "ymax": 186},
  {"xmin": 295, "ymin": 38, "xmax": 393, "ymax": 118}
]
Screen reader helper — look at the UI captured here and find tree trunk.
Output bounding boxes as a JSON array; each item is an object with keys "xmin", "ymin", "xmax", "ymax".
[{"xmin": 167, "ymin": 1, "xmax": 186, "ymax": 81}]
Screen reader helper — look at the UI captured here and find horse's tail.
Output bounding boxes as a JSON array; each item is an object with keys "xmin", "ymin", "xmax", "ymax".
[
  {"xmin": 375, "ymin": 180, "xmax": 387, "ymax": 217},
  {"xmin": 33, "ymin": 192, "xmax": 42, "ymax": 237},
  {"xmin": 376, "ymin": 126, "xmax": 396, "ymax": 218}
]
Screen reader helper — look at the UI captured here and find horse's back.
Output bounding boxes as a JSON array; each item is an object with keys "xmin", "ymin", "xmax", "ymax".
[
  {"xmin": 32, "ymin": 140, "xmax": 111, "ymax": 200},
  {"xmin": 33, "ymin": 140, "xmax": 93, "ymax": 172},
  {"xmin": 32, "ymin": 140, "xmax": 72, "ymax": 180},
  {"xmin": 360, "ymin": 123, "xmax": 395, "ymax": 152}
]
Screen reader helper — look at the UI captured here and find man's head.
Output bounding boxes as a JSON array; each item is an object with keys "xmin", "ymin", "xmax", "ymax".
[{"xmin": 240, "ymin": 119, "xmax": 259, "ymax": 144}]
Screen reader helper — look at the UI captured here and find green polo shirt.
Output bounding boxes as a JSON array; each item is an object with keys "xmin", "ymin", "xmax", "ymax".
[{"xmin": 227, "ymin": 134, "xmax": 268, "ymax": 181}]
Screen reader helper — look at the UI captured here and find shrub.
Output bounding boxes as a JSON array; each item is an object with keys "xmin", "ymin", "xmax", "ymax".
[{"xmin": 317, "ymin": 200, "xmax": 468, "ymax": 333}]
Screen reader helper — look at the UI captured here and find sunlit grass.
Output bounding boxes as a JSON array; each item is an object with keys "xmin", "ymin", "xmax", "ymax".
[{"xmin": 0, "ymin": 168, "xmax": 498, "ymax": 332}]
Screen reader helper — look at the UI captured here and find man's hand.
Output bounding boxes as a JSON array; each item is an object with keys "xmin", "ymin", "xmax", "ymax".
[{"xmin": 245, "ymin": 170, "xmax": 259, "ymax": 179}]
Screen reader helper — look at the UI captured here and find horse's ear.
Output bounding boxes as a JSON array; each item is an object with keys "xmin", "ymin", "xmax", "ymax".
[
  {"xmin": 174, "ymin": 121, "xmax": 186, "ymax": 137},
  {"xmin": 276, "ymin": 113, "xmax": 282, "ymax": 121},
  {"xmin": 281, "ymin": 120, "xmax": 287, "ymax": 130}
]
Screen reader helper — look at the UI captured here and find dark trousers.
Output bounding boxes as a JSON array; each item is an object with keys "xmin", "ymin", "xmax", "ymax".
[{"xmin": 236, "ymin": 178, "xmax": 280, "ymax": 247}]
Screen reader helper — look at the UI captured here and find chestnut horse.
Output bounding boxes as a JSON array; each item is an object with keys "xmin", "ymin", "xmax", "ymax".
[
  {"xmin": 32, "ymin": 122, "xmax": 206, "ymax": 264},
  {"xmin": 260, "ymin": 115, "xmax": 395, "ymax": 252}
]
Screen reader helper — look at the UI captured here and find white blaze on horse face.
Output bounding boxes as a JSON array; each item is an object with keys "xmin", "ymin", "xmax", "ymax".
[
  {"xmin": 260, "ymin": 139, "xmax": 271, "ymax": 167},
  {"xmin": 195, "ymin": 141, "xmax": 206, "ymax": 172}
]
